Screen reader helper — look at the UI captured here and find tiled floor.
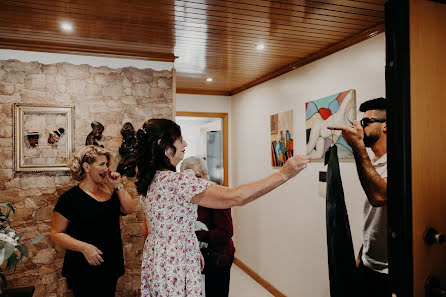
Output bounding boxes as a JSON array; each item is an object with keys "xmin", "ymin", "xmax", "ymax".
[{"xmin": 228, "ymin": 265, "xmax": 274, "ymax": 297}]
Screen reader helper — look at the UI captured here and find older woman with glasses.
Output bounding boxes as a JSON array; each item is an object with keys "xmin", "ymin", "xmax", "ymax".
[{"xmin": 180, "ymin": 156, "xmax": 235, "ymax": 297}]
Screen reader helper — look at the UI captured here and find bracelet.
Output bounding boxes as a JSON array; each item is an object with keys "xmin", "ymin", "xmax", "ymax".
[{"xmin": 115, "ymin": 184, "xmax": 124, "ymax": 191}]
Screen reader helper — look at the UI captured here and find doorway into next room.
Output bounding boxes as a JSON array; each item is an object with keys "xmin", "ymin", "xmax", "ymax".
[{"xmin": 176, "ymin": 112, "xmax": 228, "ymax": 186}]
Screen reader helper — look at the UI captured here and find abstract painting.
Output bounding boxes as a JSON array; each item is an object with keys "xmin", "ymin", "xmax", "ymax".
[
  {"xmin": 306, "ymin": 89, "xmax": 356, "ymax": 160},
  {"xmin": 270, "ymin": 110, "xmax": 294, "ymax": 167}
]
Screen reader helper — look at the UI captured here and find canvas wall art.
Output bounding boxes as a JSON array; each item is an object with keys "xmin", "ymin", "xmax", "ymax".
[
  {"xmin": 270, "ymin": 110, "xmax": 294, "ymax": 167},
  {"xmin": 305, "ymin": 89, "xmax": 356, "ymax": 160}
]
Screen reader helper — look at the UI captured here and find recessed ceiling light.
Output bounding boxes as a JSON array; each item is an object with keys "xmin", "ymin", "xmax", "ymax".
[
  {"xmin": 60, "ymin": 22, "xmax": 73, "ymax": 33},
  {"xmin": 256, "ymin": 43, "xmax": 265, "ymax": 51},
  {"xmin": 206, "ymin": 77, "xmax": 213, "ymax": 82}
]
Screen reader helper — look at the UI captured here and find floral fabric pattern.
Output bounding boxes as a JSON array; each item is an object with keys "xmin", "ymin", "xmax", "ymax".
[{"xmin": 141, "ymin": 169, "xmax": 213, "ymax": 297}]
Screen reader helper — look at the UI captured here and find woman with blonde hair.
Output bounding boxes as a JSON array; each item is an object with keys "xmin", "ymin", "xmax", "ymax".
[{"xmin": 51, "ymin": 145, "xmax": 135, "ymax": 297}]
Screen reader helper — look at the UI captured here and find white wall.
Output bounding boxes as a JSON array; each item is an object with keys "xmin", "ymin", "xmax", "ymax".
[
  {"xmin": 176, "ymin": 93, "xmax": 231, "ymax": 113},
  {"xmin": 230, "ymin": 34, "xmax": 385, "ymax": 296}
]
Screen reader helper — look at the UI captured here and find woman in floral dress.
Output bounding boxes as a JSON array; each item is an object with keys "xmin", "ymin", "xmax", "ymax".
[{"xmin": 136, "ymin": 119, "xmax": 310, "ymax": 297}]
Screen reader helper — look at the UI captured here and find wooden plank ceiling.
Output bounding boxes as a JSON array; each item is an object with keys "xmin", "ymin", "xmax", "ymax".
[{"xmin": 0, "ymin": 0, "xmax": 386, "ymax": 95}]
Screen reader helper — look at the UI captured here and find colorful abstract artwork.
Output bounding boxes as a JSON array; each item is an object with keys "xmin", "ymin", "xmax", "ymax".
[
  {"xmin": 270, "ymin": 110, "xmax": 294, "ymax": 167},
  {"xmin": 306, "ymin": 89, "xmax": 356, "ymax": 160}
]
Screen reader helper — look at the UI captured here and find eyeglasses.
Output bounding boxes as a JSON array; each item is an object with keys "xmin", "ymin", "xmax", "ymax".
[{"xmin": 360, "ymin": 117, "xmax": 386, "ymax": 128}]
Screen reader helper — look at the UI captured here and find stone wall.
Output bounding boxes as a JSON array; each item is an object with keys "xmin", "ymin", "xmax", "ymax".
[{"xmin": 0, "ymin": 59, "xmax": 173, "ymax": 296}]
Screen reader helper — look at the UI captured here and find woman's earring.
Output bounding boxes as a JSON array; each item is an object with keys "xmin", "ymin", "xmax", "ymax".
[{"xmin": 165, "ymin": 149, "xmax": 170, "ymax": 159}]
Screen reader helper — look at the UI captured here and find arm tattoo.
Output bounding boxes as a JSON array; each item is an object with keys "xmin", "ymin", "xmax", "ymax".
[{"xmin": 353, "ymin": 146, "xmax": 387, "ymax": 207}]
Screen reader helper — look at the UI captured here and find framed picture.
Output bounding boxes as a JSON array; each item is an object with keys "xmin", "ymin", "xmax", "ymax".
[
  {"xmin": 270, "ymin": 110, "xmax": 294, "ymax": 167},
  {"xmin": 13, "ymin": 104, "xmax": 74, "ymax": 172},
  {"xmin": 305, "ymin": 89, "xmax": 356, "ymax": 161}
]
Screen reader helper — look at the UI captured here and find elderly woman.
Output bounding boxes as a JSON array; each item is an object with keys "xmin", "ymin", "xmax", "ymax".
[
  {"xmin": 51, "ymin": 145, "xmax": 135, "ymax": 297},
  {"xmin": 181, "ymin": 156, "xmax": 235, "ymax": 297},
  {"xmin": 137, "ymin": 119, "xmax": 310, "ymax": 297}
]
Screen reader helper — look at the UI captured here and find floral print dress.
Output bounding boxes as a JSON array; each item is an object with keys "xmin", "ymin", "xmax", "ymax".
[{"xmin": 141, "ymin": 169, "xmax": 213, "ymax": 297}]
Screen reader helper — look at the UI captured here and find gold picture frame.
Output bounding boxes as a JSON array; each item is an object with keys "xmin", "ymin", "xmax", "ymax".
[{"xmin": 13, "ymin": 104, "xmax": 75, "ymax": 172}]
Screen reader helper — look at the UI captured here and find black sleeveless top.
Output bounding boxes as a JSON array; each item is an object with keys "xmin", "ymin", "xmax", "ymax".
[{"xmin": 54, "ymin": 185, "xmax": 125, "ymax": 282}]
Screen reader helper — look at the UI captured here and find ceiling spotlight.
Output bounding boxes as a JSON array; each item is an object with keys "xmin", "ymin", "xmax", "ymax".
[
  {"xmin": 206, "ymin": 77, "xmax": 213, "ymax": 82},
  {"xmin": 60, "ymin": 22, "xmax": 73, "ymax": 33},
  {"xmin": 256, "ymin": 43, "xmax": 265, "ymax": 51}
]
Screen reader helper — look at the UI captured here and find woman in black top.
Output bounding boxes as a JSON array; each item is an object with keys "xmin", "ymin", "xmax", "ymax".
[{"xmin": 51, "ymin": 145, "xmax": 135, "ymax": 297}]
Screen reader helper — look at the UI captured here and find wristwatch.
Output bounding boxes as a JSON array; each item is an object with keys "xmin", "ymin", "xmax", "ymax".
[{"xmin": 115, "ymin": 184, "xmax": 124, "ymax": 191}]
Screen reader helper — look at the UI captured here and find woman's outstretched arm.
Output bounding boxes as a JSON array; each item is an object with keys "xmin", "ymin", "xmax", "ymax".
[{"xmin": 191, "ymin": 154, "xmax": 310, "ymax": 209}]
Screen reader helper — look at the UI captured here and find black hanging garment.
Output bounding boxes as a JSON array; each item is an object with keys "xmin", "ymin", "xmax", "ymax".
[{"xmin": 325, "ymin": 145, "xmax": 356, "ymax": 297}]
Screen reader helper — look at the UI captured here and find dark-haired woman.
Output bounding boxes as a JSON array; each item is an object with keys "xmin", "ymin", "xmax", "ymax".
[
  {"xmin": 137, "ymin": 119, "xmax": 310, "ymax": 297},
  {"xmin": 51, "ymin": 145, "xmax": 136, "ymax": 297}
]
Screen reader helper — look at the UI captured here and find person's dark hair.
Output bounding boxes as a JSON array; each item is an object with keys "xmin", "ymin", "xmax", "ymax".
[
  {"xmin": 359, "ymin": 97, "xmax": 387, "ymax": 118},
  {"xmin": 135, "ymin": 119, "xmax": 182, "ymax": 195}
]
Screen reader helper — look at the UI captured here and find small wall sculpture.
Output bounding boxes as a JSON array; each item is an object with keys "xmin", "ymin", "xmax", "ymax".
[
  {"xmin": 116, "ymin": 122, "xmax": 137, "ymax": 177},
  {"xmin": 85, "ymin": 121, "xmax": 104, "ymax": 148}
]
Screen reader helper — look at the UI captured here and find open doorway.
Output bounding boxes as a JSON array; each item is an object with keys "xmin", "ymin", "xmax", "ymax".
[{"xmin": 176, "ymin": 112, "xmax": 228, "ymax": 186}]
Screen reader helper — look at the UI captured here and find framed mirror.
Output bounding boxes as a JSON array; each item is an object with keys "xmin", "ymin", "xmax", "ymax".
[{"xmin": 13, "ymin": 104, "xmax": 74, "ymax": 172}]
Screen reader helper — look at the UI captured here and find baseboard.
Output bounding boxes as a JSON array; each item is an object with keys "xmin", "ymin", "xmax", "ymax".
[{"xmin": 233, "ymin": 257, "xmax": 287, "ymax": 297}]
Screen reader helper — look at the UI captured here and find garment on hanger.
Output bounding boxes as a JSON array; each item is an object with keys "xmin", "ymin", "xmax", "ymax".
[{"xmin": 325, "ymin": 145, "xmax": 356, "ymax": 297}]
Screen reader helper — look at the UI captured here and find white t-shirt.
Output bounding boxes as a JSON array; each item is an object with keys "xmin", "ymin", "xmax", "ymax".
[{"xmin": 361, "ymin": 153, "xmax": 388, "ymax": 274}]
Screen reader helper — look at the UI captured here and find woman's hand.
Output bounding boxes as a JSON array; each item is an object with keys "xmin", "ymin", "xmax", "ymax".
[
  {"xmin": 107, "ymin": 171, "xmax": 136, "ymax": 214},
  {"xmin": 107, "ymin": 171, "xmax": 122, "ymax": 188},
  {"xmin": 279, "ymin": 154, "xmax": 311, "ymax": 181},
  {"xmin": 200, "ymin": 251, "xmax": 205, "ymax": 271},
  {"xmin": 82, "ymin": 243, "xmax": 104, "ymax": 266}
]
